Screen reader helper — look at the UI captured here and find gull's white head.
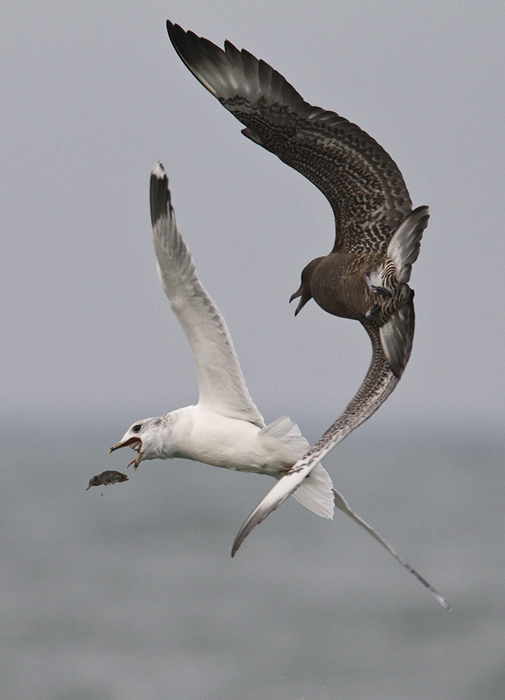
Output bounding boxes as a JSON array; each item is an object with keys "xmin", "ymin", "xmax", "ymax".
[{"xmin": 109, "ymin": 417, "xmax": 166, "ymax": 470}]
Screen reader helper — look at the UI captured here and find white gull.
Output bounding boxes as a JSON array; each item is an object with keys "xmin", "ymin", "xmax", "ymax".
[{"xmin": 110, "ymin": 162, "xmax": 335, "ymax": 520}]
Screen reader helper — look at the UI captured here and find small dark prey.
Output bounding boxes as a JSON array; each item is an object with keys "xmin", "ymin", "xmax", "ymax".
[{"xmin": 86, "ymin": 470, "xmax": 129, "ymax": 491}]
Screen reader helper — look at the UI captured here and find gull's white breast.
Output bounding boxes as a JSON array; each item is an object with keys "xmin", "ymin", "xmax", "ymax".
[{"xmin": 166, "ymin": 405, "xmax": 295, "ymax": 476}]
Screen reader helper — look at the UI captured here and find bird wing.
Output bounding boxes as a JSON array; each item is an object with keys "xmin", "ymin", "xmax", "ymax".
[
  {"xmin": 167, "ymin": 21, "xmax": 412, "ymax": 255},
  {"xmin": 378, "ymin": 205, "xmax": 430, "ymax": 377},
  {"xmin": 387, "ymin": 205, "xmax": 430, "ymax": 285},
  {"xmin": 379, "ymin": 297, "xmax": 416, "ymax": 380},
  {"xmin": 150, "ymin": 162, "xmax": 264, "ymax": 427}
]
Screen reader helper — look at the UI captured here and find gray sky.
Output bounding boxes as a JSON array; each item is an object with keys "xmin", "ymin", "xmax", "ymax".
[{"xmin": 2, "ymin": 0, "xmax": 504, "ymax": 434}]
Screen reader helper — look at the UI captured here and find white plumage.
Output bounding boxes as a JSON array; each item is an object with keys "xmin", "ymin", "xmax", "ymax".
[{"xmin": 110, "ymin": 162, "xmax": 335, "ymax": 520}]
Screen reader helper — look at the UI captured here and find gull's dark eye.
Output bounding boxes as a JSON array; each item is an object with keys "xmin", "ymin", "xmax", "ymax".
[{"xmin": 132, "ymin": 424, "xmax": 142, "ymax": 433}]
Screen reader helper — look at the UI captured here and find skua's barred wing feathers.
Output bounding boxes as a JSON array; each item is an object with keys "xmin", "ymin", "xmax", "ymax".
[{"xmin": 166, "ymin": 21, "xmax": 413, "ymax": 256}]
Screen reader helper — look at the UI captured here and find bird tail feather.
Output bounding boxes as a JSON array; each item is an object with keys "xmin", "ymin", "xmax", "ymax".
[
  {"xmin": 290, "ymin": 462, "xmax": 334, "ymax": 519},
  {"xmin": 261, "ymin": 416, "xmax": 334, "ymax": 519}
]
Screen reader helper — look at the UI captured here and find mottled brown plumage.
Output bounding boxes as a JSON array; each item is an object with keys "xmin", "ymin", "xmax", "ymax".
[
  {"xmin": 166, "ymin": 21, "xmax": 428, "ymax": 378},
  {"xmin": 292, "ymin": 250, "xmax": 385, "ymax": 320},
  {"xmin": 290, "ymin": 247, "xmax": 420, "ymax": 368}
]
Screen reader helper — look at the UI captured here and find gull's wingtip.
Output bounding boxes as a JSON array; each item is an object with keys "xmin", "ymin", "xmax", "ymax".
[{"xmin": 151, "ymin": 161, "xmax": 166, "ymax": 180}]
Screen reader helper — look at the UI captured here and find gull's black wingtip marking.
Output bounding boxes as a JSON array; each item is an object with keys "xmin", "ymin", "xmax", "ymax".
[{"xmin": 150, "ymin": 161, "xmax": 170, "ymax": 227}]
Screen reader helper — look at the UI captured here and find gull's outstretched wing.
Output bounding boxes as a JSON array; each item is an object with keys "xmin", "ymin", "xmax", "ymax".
[
  {"xmin": 150, "ymin": 162, "xmax": 264, "ymax": 427},
  {"xmin": 166, "ymin": 21, "xmax": 412, "ymax": 255}
]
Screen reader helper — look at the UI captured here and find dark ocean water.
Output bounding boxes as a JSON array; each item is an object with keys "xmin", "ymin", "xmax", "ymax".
[{"xmin": 1, "ymin": 416, "xmax": 504, "ymax": 700}]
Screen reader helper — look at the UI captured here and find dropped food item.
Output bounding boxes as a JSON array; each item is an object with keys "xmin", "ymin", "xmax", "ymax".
[{"xmin": 86, "ymin": 470, "xmax": 129, "ymax": 491}]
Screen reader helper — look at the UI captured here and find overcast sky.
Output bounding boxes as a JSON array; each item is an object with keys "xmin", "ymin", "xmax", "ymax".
[{"xmin": 2, "ymin": 0, "xmax": 504, "ymax": 437}]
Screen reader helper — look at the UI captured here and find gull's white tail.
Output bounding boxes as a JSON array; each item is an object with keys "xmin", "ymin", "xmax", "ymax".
[{"xmin": 260, "ymin": 416, "xmax": 334, "ymax": 519}]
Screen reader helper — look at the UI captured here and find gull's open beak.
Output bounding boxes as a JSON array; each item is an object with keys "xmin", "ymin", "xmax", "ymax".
[
  {"xmin": 109, "ymin": 437, "xmax": 141, "ymax": 454},
  {"xmin": 109, "ymin": 437, "xmax": 144, "ymax": 470}
]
